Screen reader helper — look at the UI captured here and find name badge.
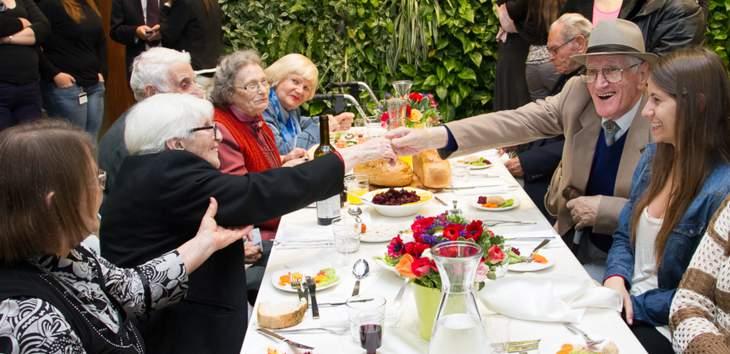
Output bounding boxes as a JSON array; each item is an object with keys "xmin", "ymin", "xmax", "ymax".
[{"xmin": 78, "ymin": 92, "xmax": 88, "ymax": 105}]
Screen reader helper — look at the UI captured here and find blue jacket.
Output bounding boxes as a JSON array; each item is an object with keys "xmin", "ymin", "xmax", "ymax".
[
  {"xmin": 262, "ymin": 88, "xmax": 320, "ymax": 155},
  {"xmin": 604, "ymin": 144, "xmax": 730, "ymax": 325}
]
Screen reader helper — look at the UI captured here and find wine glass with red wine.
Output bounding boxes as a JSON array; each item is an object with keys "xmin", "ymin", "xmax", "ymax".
[{"xmin": 346, "ymin": 295, "xmax": 386, "ymax": 354}]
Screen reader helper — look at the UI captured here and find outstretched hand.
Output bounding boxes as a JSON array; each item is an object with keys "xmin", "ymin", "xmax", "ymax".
[
  {"xmin": 386, "ymin": 126, "xmax": 448, "ymax": 156},
  {"xmin": 197, "ymin": 197, "xmax": 252, "ymax": 252}
]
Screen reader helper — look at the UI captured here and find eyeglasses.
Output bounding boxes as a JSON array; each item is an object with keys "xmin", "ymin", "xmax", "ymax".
[
  {"xmin": 581, "ymin": 63, "xmax": 641, "ymax": 84},
  {"xmin": 97, "ymin": 169, "xmax": 107, "ymax": 191},
  {"xmin": 189, "ymin": 122, "xmax": 220, "ymax": 140},
  {"xmin": 235, "ymin": 80, "xmax": 270, "ymax": 93},
  {"xmin": 547, "ymin": 36, "xmax": 577, "ymax": 56}
]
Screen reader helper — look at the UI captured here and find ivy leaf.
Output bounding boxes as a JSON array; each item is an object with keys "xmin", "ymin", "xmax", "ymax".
[
  {"xmin": 436, "ymin": 86, "xmax": 448, "ymax": 100},
  {"xmin": 449, "ymin": 90, "xmax": 462, "ymax": 108},
  {"xmin": 469, "ymin": 52, "xmax": 482, "ymax": 67},
  {"xmin": 457, "ymin": 67, "xmax": 477, "ymax": 81},
  {"xmin": 423, "ymin": 75, "xmax": 439, "ymax": 87},
  {"xmin": 444, "ymin": 58, "xmax": 460, "ymax": 72},
  {"xmin": 400, "ymin": 64, "xmax": 417, "ymax": 77},
  {"xmin": 436, "ymin": 66, "xmax": 446, "ymax": 81}
]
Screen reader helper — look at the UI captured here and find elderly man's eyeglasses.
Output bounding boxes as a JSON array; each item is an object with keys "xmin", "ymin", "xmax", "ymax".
[
  {"xmin": 547, "ymin": 36, "xmax": 576, "ymax": 56},
  {"xmin": 581, "ymin": 63, "xmax": 641, "ymax": 84},
  {"xmin": 236, "ymin": 80, "xmax": 270, "ymax": 93},
  {"xmin": 189, "ymin": 122, "xmax": 220, "ymax": 140},
  {"xmin": 97, "ymin": 169, "xmax": 107, "ymax": 191}
]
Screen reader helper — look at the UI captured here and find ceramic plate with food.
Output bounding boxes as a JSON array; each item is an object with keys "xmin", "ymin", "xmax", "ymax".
[
  {"xmin": 272, "ymin": 267, "xmax": 339, "ymax": 293},
  {"xmin": 506, "ymin": 247, "xmax": 554, "ymax": 272},
  {"xmin": 458, "ymin": 156, "xmax": 492, "ymax": 170},
  {"xmin": 472, "ymin": 194, "xmax": 520, "ymax": 211},
  {"xmin": 360, "ymin": 223, "xmax": 399, "ymax": 243},
  {"xmin": 539, "ymin": 335, "xmax": 618, "ymax": 354}
]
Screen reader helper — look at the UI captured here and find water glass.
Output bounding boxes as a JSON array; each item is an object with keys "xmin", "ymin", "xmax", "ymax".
[
  {"xmin": 385, "ymin": 98, "xmax": 406, "ymax": 130},
  {"xmin": 332, "ymin": 219, "xmax": 360, "ymax": 254},
  {"xmin": 347, "ymin": 295, "xmax": 386, "ymax": 353},
  {"xmin": 451, "ymin": 164, "xmax": 471, "ymax": 192},
  {"xmin": 345, "ymin": 174, "xmax": 370, "ymax": 205}
]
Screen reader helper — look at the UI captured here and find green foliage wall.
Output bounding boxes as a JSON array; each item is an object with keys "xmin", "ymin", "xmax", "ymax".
[{"xmin": 220, "ymin": 0, "xmax": 729, "ymax": 121}]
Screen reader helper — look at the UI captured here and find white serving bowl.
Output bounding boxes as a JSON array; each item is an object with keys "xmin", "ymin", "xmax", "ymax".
[{"xmin": 362, "ymin": 187, "xmax": 433, "ymax": 217}]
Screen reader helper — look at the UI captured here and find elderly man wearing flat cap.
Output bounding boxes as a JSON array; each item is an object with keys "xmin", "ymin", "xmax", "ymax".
[{"xmin": 388, "ymin": 19, "xmax": 656, "ymax": 272}]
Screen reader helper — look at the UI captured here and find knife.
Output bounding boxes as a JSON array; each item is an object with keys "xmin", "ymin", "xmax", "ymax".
[
  {"xmin": 316, "ymin": 298, "xmax": 374, "ymax": 307},
  {"xmin": 306, "ymin": 276, "xmax": 319, "ymax": 319},
  {"xmin": 256, "ymin": 328, "xmax": 315, "ymax": 350}
]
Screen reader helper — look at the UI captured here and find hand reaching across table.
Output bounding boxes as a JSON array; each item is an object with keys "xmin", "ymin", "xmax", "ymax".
[{"xmin": 385, "ymin": 127, "xmax": 448, "ymax": 156}]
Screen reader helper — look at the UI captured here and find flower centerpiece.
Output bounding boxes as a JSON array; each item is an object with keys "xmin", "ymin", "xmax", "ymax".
[
  {"xmin": 379, "ymin": 211, "xmax": 507, "ymax": 339},
  {"xmin": 380, "ymin": 92, "xmax": 441, "ymax": 129},
  {"xmin": 381, "ymin": 212, "xmax": 507, "ymax": 288}
]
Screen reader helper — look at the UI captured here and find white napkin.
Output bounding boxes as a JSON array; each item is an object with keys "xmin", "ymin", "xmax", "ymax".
[{"xmin": 479, "ymin": 276, "xmax": 621, "ymax": 323}]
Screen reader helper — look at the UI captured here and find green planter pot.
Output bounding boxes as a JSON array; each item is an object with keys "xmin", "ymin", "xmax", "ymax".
[{"xmin": 412, "ymin": 283, "xmax": 441, "ymax": 340}]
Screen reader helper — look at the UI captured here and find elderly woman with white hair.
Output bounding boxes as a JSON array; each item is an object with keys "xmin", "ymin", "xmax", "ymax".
[
  {"xmin": 99, "ymin": 93, "xmax": 393, "ymax": 354},
  {"xmin": 263, "ymin": 53, "xmax": 354, "ymax": 155}
]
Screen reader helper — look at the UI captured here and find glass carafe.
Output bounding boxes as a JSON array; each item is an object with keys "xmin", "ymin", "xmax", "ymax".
[{"xmin": 428, "ymin": 241, "xmax": 490, "ymax": 354}]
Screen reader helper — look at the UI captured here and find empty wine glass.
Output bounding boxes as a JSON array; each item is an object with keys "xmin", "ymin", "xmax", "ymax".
[{"xmin": 392, "ymin": 80, "xmax": 413, "ymax": 98}]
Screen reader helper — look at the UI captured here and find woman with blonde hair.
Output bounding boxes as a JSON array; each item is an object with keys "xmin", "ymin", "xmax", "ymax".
[
  {"xmin": 38, "ymin": 0, "xmax": 106, "ymax": 138},
  {"xmin": 0, "ymin": 120, "xmax": 247, "ymax": 352},
  {"xmin": 603, "ymin": 47, "xmax": 730, "ymax": 352},
  {"xmin": 263, "ymin": 53, "xmax": 354, "ymax": 155}
]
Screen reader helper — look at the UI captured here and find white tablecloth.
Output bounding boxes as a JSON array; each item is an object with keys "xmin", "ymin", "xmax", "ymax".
[{"xmin": 240, "ymin": 151, "xmax": 646, "ymax": 354}]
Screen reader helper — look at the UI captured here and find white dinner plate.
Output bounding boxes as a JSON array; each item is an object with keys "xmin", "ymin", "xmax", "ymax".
[
  {"xmin": 539, "ymin": 334, "xmax": 611, "ymax": 354},
  {"xmin": 271, "ymin": 268, "xmax": 340, "ymax": 293},
  {"xmin": 360, "ymin": 224, "xmax": 398, "ymax": 243},
  {"xmin": 457, "ymin": 157, "xmax": 493, "ymax": 170},
  {"xmin": 471, "ymin": 194, "xmax": 520, "ymax": 212},
  {"xmin": 507, "ymin": 247, "xmax": 554, "ymax": 272}
]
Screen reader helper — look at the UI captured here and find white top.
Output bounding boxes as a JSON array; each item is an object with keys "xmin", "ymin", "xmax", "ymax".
[
  {"xmin": 601, "ymin": 99, "xmax": 642, "ymax": 143},
  {"xmin": 630, "ymin": 206, "xmax": 671, "ymax": 339}
]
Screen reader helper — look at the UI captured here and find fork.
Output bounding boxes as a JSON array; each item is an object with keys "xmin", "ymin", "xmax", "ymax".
[
  {"xmin": 565, "ymin": 324, "xmax": 604, "ymax": 348},
  {"xmin": 290, "ymin": 277, "xmax": 308, "ymax": 304}
]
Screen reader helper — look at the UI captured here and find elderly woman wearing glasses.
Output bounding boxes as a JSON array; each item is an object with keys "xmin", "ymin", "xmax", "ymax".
[
  {"xmin": 263, "ymin": 53, "xmax": 354, "ymax": 155},
  {"xmin": 0, "ymin": 120, "xmax": 247, "ymax": 353},
  {"xmin": 99, "ymin": 93, "xmax": 393, "ymax": 354}
]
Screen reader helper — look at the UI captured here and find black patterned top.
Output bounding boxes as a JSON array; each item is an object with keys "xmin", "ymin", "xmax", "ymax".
[{"xmin": 0, "ymin": 237, "xmax": 188, "ymax": 353}]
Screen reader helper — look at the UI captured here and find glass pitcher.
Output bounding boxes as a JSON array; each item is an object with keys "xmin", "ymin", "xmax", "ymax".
[{"xmin": 428, "ymin": 241, "xmax": 491, "ymax": 354}]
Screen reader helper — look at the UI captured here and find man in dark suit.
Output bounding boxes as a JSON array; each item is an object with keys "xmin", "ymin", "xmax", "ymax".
[
  {"xmin": 503, "ymin": 13, "xmax": 592, "ymax": 222},
  {"xmin": 110, "ymin": 0, "xmax": 161, "ymax": 78}
]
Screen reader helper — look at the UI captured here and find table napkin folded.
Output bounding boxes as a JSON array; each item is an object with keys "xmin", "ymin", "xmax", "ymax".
[{"xmin": 480, "ymin": 276, "xmax": 621, "ymax": 323}]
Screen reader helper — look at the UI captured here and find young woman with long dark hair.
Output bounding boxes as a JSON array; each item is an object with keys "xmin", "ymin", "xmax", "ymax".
[{"xmin": 603, "ymin": 47, "xmax": 730, "ymax": 353}]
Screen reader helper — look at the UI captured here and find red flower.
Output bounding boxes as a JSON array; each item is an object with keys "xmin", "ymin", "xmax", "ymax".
[
  {"xmin": 465, "ymin": 220, "xmax": 483, "ymax": 241},
  {"xmin": 411, "ymin": 217, "xmax": 435, "ymax": 235},
  {"xmin": 404, "ymin": 241, "xmax": 430, "ymax": 257},
  {"xmin": 442, "ymin": 224, "xmax": 464, "ymax": 241},
  {"xmin": 380, "ymin": 112, "xmax": 389, "ymax": 127},
  {"xmin": 387, "ymin": 235, "xmax": 405, "ymax": 257},
  {"xmin": 487, "ymin": 245, "xmax": 506, "ymax": 265},
  {"xmin": 406, "ymin": 104, "xmax": 412, "ymax": 118},
  {"xmin": 411, "ymin": 257, "xmax": 436, "ymax": 277},
  {"xmin": 409, "ymin": 92, "xmax": 424, "ymax": 102}
]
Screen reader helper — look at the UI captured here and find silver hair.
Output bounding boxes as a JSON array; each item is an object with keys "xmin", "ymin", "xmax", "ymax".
[
  {"xmin": 209, "ymin": 49, "xmax": 262, "ymax": 107},
  {"xmin": 552, "ymin": 13, "xmax": 592, "ymax": 42},
  {"xmin": 125, "ymin": 93, "xmax": 213, "ymax": 155},
  {"xmin": 129, "ymin": 48, "xmax": 191, "ymax": 101}
]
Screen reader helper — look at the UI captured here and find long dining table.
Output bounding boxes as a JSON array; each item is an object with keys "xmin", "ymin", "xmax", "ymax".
[{"xmin": 240, "ymin": 150, "xmax": 647, "ymax": 354}]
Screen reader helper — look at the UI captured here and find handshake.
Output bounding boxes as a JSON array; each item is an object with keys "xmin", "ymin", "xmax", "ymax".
[{"xmin": 337, "ymin": 126, "xmax": 449, "ymax": 171}]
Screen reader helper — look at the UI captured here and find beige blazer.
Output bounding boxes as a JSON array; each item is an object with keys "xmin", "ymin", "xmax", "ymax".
[{"xmin": 445, "ymin": 77, "xmax": 652, "ymax": 236}]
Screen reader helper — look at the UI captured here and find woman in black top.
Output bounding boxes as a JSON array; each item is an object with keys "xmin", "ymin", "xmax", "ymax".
[
  {"xmin": 160, "ymin": 0, "xmax": 222, "ymax": 71},
  {"xmin": 39, "ymin": 0, "xmax": 106, "ymax": 139},
  {"xmin": 0, "ymin": 0, "xmax": 49, "ymax": 130}
]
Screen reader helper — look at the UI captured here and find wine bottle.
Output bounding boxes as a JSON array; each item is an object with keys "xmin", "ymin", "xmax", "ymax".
[{"xmin": 314, "ymin": 115, "xmax": 341, "ymax": 225}]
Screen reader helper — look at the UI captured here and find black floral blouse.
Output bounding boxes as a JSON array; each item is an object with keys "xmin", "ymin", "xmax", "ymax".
[{"xmin": 0, "ymin": 237, "xmax": 188, "ymax": 353}]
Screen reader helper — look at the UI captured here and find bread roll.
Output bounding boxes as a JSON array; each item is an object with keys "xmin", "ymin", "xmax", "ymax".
[
  {"xmin": 354, "ymin": 159, "xmax": 413, "ymax": 187},
  {"xmin": 413, "ymin": 150, "xmax": 451, "ymax": 189},
  {"xmin": 257, "ymin": 299, "xmax": 308, "ymax": 329}
]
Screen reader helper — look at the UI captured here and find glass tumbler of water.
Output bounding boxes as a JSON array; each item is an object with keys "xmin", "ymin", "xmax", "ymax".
[{"xmin": 332, "ymin": 218, "xmax": 360, "ymax": 255}]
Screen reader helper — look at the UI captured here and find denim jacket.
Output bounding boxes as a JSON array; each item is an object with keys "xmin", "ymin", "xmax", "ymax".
[{"xmin": 604, "ymin": 144, "xmax": 730, "ymax": 326}]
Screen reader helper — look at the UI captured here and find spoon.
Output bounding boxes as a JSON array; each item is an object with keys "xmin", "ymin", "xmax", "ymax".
[
  {"xmin": 351, "ymin": 258, "xmax": 370, "ymax": 296},
  {"xmin": 347, "ymin": 206, "xmax": 363, "ymax": 224}
]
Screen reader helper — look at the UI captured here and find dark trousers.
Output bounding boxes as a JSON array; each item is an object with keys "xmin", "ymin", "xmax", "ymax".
[
  {"xmin": 0, "ymin": 81, "xmax": 43, "ymax": 130},
  {"xmin": 630, "ymin": 322, "xmax": 673, "ymax": 354}
]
